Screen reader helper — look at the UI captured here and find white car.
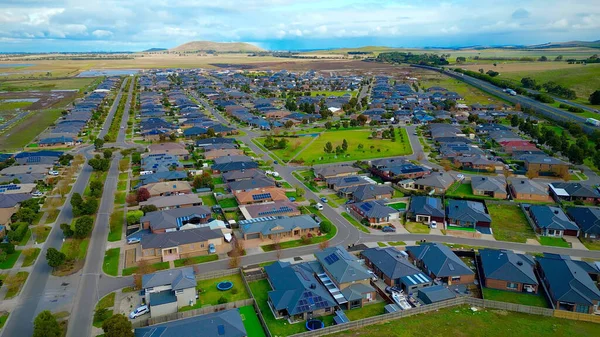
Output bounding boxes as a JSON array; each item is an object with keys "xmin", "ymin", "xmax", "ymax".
[
  {"xmin": 315, "ymin": 203, "xmax": 324, "ymax": 211},
  {"xmin": 129, "ymin": 305, "xmax": 149, "ymax": 319},
  {"xmin": 32, "ymin": 191, "xmax": 44, "ymax": 197},
  {"xmin": 456, "ymin": 174, "xmax": 465, "ymax": 180},
  {"xmin": 127, "ymin": 237, "xmax": 141, "ymax": 245},
  {"xmin": 430, "ymin": 221, "xmax": 437, "ymax": 229},
  {"xmin": 48, "ymin": 170, "xmax": 59, "ymax": 176}
]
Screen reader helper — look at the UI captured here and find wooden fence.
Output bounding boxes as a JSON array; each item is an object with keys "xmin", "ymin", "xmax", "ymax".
[
  {"xmin": 554, "ymin": 310, "xmax": 600, "ymax": 323},
  {"xmin": 194, "ymin": 268, "xmax": 240, "ymax": 281}
]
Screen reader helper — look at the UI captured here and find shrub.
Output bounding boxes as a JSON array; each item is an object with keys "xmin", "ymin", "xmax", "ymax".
[
  {"xmin": 319, "ymin": 220, "xmax": 332, "ymax": 234},
  {"xmin": 217, "ymin": 296, "xmax": 228, "ymax": 304},
  {"xmin": 7, "ymin": 222, "xmax": 29, "ymax": 243}
]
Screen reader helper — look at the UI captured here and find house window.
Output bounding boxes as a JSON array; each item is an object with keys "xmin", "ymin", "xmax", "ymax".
[
  {"xmin": 507, "ymin": 282, "xmax": 518, "ymax": 289},
  {"xmin": 201, "ymin": 243, "xmax": 205, "ymax": 248},
  {"xmin": 548, "ymin": 229, "xmax": 556, "ymax": 236},
  {"xmin": 575, "ymin": 305, "xmax": 588, "ymax": 313},
  {"xmin": 325, "ymin": 307, "xmax": 331, "ymax": 312},
  {"xmin": 451, "ymin": 276, "xmax": 461, "ymax": 281}
]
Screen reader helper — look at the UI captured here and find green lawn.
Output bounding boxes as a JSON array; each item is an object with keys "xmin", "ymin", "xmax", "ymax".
[
  {"xmin": 114, "ymin": 191, "xmax": 126, "ymax": 205},
  {"xmin": 344, "ymin": 301, "xmax": 387, "ymax": 321},
  {"xmin": 581, "ymin": 239, "xmax": 600, "ymax": 251},
  {"xmin": 0, "ymin": 108, "xmax": 64, "ymax": 151},
  {"xmin": 118, "ymin": 173, "xmax": 128, "ymax": 180},
  {"xmin": 342, "ymin": 212, "xmax": 369, "ymax": 233},
  {"xmin": 404, "ymin": 222, "xmax": 431, "ymax": 234},
  {"xmin": 311, "ymin": 90, "xmax": 356, "ymax": 97},
  {"xmin": 108, "ymin": 210, "xmax": 123, "ymax": 242},
  {"xmin": 32, "ymin": 225, "xmax": 52, "ymax": 243},
  {"xmin": 21, "ymin": 248, "xmax": 41, "ymax": 267},
  {"xmin": 295, "ymin": 129, "xmax": 412, "ymax": 164},
  {"xmin": 173, "ymin": 254, "xmax": 218, "ymax": 267},
  {"xmin": 256, "ymin": 136, "xmax": 314, "ymax": 162},
  {"xmin": 212, "ymin": 177, "xmax": 224, "ymax": 185},
  {"xmin": 102, "ymin": 248, "xmax": 120, "ymax": 276},
  {"xmin": 482, "ymin": 288, "xmax": 548, "ymax": 308},
  {"xmin": 117, "ymin": 180, "xmax": 127, "ymax": 191},
  {"xmin": 122, "ymin": 261, "xmax": 169, "ymax": 276},
  {"xmin": 4, "ymin": 271, "xmax": 29, "ymax": 299},
  {"xmin": 45, "ymin": 209, "xmax": 60, "ymax": 224},
  {"xmin": 96, "ymin": 292, "xmax": 115, "ymax": 310},
  {"xmin": 180, "ymin": 273, "xmax": 250, "ymax": 311},
  {"xmin": 201, "ymin": 194, "xmax": 217, "ymax": 206},
  {"xmin": 419, "ymin": 75, "xmax": 505, "ymax": 105},
  {"xmin": 388, "ymin": 241, "xmax": 406, "ymax": 246},
  {"xmin": 239, "ymin": 305, "xmax": 267, "ymax": 337},
  {"xmin": 0, "ymin": 250, "xmax": 22, "ymax": 269},
  {"xmin": 330, "ymin": 305, "xmax": 599, "ymax": 337},
  {"xmin": 17, "ymin": 229, "xmax": 31, "ymax": 246},
  {"xmin": 0, "ymin": 313, "xmax": 8, "ymax": 329},
  {"xmin": 377, "ymin": 242, "xmax": 388, "ymax": 247},
  {"xmin": 387, "ymin": 202, "xmax": 407, "ymax": 210},
  {"xmin": 218, "ymin": 198, "xmax": 239, "ymax": 208},
  {"xmin": 447, "ymin": 182, "xmax": 475, "ymax": 198},
  {"xmin": 538, "ymin": 236, "xmax": 571, "ymax": 248},
  {"xmin": 487, "ymin": 204, "xmax": 536, "ymax": 243}
]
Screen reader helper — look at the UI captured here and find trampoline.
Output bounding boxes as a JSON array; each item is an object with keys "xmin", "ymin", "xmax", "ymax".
[
  {"xmin": 306, "ymin": 319, "xmax": 324, "ymax": 331},
  {"xmin": 216, "ymin": 281, "xmax": 234, "ymax": 291}
]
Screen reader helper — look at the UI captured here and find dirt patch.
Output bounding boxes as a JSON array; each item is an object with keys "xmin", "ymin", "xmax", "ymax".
[{"xmin": 125, "ymin": 248, "xmax": 136, "ymax": 268}]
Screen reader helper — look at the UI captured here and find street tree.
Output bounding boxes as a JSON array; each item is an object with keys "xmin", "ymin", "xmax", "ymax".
[
  {"xmin": 46, "ymin": 248, "xmax": 66, "ymax": 268},
  {"xmin": 33, "ymin": 310, "xmax": 61, "ymax": 337}
]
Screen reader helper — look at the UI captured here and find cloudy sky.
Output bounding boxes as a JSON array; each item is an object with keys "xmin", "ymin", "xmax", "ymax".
[{"xmin": 1, "ymin": 0, "xmax": 599, "ymax": 52}]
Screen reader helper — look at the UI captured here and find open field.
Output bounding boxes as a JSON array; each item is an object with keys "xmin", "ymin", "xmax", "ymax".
[
  {"xmin": 0, "ymin": 107, "xmax": 63, "ymax": 151},
  {"xmin": 482, "ymin": 288, "xmax": 548, "ymax": 307},
  {"xmin": 0, "ymin": 77, "xmax": 96, "ymax": 91},
  {"xmin": 295, "ymin": 128, "xmax": 411, "ymax": 164},
  {"xmin": 256, "ymin": 136, "xmax": 314, "ymax": 162},
  {"xmin": 414, "ymin": 69, "xmax": 506, "ymax": 105},
  {"xmin": 329, "ymin": 305, "xmax": 599, "ymax": 337},
  {"xmin": 487, "ymin": 204, "xmax": 536, "ymax": 243}
]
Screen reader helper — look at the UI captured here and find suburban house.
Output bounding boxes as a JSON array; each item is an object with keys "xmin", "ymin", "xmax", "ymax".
[
  {"xmin": 238, "ymin": 214, "xmax": 320, "ymax": 241},
  {"xmin": 139, "ymin": 181, "xmax": 193, "ymax": 197},
  {"xmin": 338, "ymin": 184, "xmax": 394, "ymax": 202},
  {"xmin": 446, "ymin": 200, "xmax": 492, "ymax": 229},
  {"xmin": 134, "ymin": 309, "xmax": 247, "ymax": 337},
  {"xmin": 222, "ymin": 169, "xmax": 264, "ymax": 183},
  {"xmin": 203, "ymin": 148, "xmax": 244, "ymax": 160},
  {"xmin": 537, "ymin": 254, "xmax": 600, "ymax": 314},
  {"xmin": 147, "ymin": 142, "xmax": 189, "ymax": 160},
  {"xmin": 349, "ymin": 200, "xmax": 400, "ymax": 224},
  {"xmin": 521, "ymin": 155, "xmax": 569, "ymax": 177},
  {"xmin": 211, "ymin": 156, "xmax": 258, "ymax": 173},
  {"xmin": 370, "ymin": 157, "xmax": 429, "ymax": 180},
  {"xmin": 0, "ymin": 193, "xmax": 32, "ymax": 232},
  {"xmin": 566, "ymin": 207, "xmax": 600, "ymax": 240},
  {"xmin": 313, "ymin": 165, "xmax": 360, "ymax": 180},
  {"xmin": 233, "ymin": 186, "xmax": 288, "ymax": 205},
  {"xmin": 228, "ymin": 175, "xmax": 276, "ymax": 193},
  {"xmin": 413, "ymin": 172, "xmax": 455, "ymax": 194},
  {"xmin": 139, "ymin": 194, "xmax": 203, "ymax": 211},
  {"xmin": 528, "ymin": 205, "xmax": 580, "ymax": 237},
  {"xmin": 549, "ymin": 182, "xmax": 600, "ymax": 204},
  {"xmin": 315, "ymin": 246, "xmax": 377, "ymax": 309},
  {"xmin": 140, "ymin": 226, "xmax": 224, "ymax": 262},
  {"xmin": 509, "ymin": 178, "xmax": 551, "ymax": 202},
  {"xmin": 479, "ymin": 249, "xmax": 538, "ymax": 293},
  {"xmin": 406, "ymin": 243, "xmax": 475, "ymax": 285},
  {"xmin": 326, "ymin": 175, "xmax": 370, "ymax": 191},
  {"xmin": 141, "ymin": 267, "xmax": 197, "ymax": 317},
  {"xmin": 407, "ymin": 196, "xmax": 445, "ymax": 224},
  {"xmin": 141, "ymin": 206, "xmax": 212, "ymax": 233},
  {"xmin": 264, "ymin": 261, "xmax": 337, "ymax": 322},
  {"xmin": 453, "ymin": 155, "xmax": 497, "ymax": 173},
  {"xmin": 361, "ymin": 247, "xmax": 432, "ymax": 292},
  {"xmin": 239, "ymin": 201, "xmax": 300, "ymax": 219},
  {"xmin": 470, "ymin": 176, "xmax": 507, "ymax": 199}
]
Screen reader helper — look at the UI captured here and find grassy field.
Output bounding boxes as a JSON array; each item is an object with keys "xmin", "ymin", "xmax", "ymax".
[
  {"xmin": 32, "ymin": 226, "xmax": 52, "ymax": 243},
  {"xmin": 538, "ymin": 236, "xmax": 571, "ymax": 248},
  {"xmin": 0, "ymin": 108, "xmax": 63, "ymax": 151},
  {"xmin": 108, "ymin": 210, "xmax": 123, "ymax": 242},
  {"xmin": 417, "ymin": 72, "xmax": 505, "ymax": 105},
  {"xmin": 4, "ymin": 271, "xmax": 29, "ymax": 299},
  {"xmin": 344, "ymin": 301, "xmax": 387, "ymax": 320},
  {"xmin": 487, "ymin": 204, "xmax": 536, "ymax": 243},
  {"xmin": 239, "ymin": 305, "xmax": 266, "ymax": 337},
  {"xmin": 102, "ymin": 248, "xmax": 120, "ymax": 276},
  {"xmin": 581, "ymin": 239, "xmax": 600, "ymax": 251},
  {"xmin": 0, "ymin": 313, "xmax": 8, "ymax": 329},
  {"xmin": 296, "ymin": 128, "xmax": 411, "ymax": 164},
  {"xmin": 0, "ymin": 250, "xmax": 22, "ymax": 269},
  {"xmin": 330, "ymin": 305, "xmax": 599, "ymax": 337},
  {"xmin": 482, "ymin": 288, "xmax": 548, "ymax": 308},
  {"xmin": 404, "ymin": 221, "xmax": 431, "ymax": 234},
  {"xmin": 21, "ymin": 248, "xmax": 41, "ymax": 267},
  {"xmin": 256, "ymin": 136, "xmax": 314, "ymax": 162},
  {"xmin": 218, "ymin": 198, "xmax": 238, "ymax": 208},
  {"xmin": 0, "ymin": 78, "xmax": 96, "ymax": 91},
  {"xmin": 180, "ymin": 273, "xmax": 250, "ymax": 311}
]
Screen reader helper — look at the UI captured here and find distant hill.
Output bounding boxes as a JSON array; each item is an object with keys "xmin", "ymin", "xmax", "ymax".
[
  {"xmin": 143, "ymin": 48, "xmax": 167, "ymax": 52},
  {"xmin": 526, "ymin": 40, "xmax": 600, "ymax": 49},
  {"xmin": 169, "ymin": 41, "xmax": 264, "ymax": 53}
]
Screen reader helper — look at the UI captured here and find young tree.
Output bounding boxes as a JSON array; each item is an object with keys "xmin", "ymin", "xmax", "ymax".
[
  {"xmin": 46, "ymin": 247, "xmax": 66, "ymax": 268},
  {"xmin": 342, "ymin": 139, "xmax": 348, "ymax": 152},
  {"xmin": 60, "ymin": 222, "xmax": 74, "ymax": 238},
  {"xmin": 33, "ymin": 310, "xmax": 61, "ymax": 337},
  {"xmin": 140, "ymin": 204, "xmax": 158, "ymax": 214},
  {"xmin": 89, "ymin": 180, "xmax": 104, "ymax": 198},
  {"xmin": 94, "ymin": 138, "xmax": 105, "ymax": 150},
  {"xmin": 192, "ymin": 172, "xmax": 213, "ymax": 189},
  {"xmin": 295, "ymin": 185, "xmax": 305, "ymax": 198},
  {"xmin": 590, "ymin": 90, "xmax": 600, "ymax": 105},
  {"xmin": 74, "ymin": 216, "xmax": 94, "ymax": 238},
  {"xmin": 324, "ymin": 142, "xmax": 333, "ymax": 153},
  {"xmin": 102, "ymin": 314, "xmax": 134, "ymax": 337}
]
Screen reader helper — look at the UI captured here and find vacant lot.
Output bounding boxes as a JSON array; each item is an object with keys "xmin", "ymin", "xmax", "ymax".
[
  {"xmin": 329, "ymin": 305, "xmax": 599, "ymax": 337},
  {"xmin": 0, "ymin": 78, "xmax": 96, "ymax": 92},
  {"xmin": 487, "ymin": 204, "xmax": 536, "ymax": 243},
  {"xmin": 256, "ymin": 136, "xmax": 314, "ymax": 162},
  {"xmin": 0, "ymin": 108, "xmax": 64, "ymax": 151},
  {"xmin": 415, "ymin": 70, "xmax": 505, "ymax": 105},
  {"xmin": 296, "ymin": 128, "xmax": 411, "ymax": 164}
]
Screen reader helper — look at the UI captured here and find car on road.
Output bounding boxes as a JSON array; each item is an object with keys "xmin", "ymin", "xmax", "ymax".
[
  {"xmin": 127, "ymin": 237, "xmax": 141, "ymax": 245},
  {"xmin": 382, "ymin": 226, "xmax": 396, "ymax": 233},
  {"xmin": 320, "ymin": 197, "xmax": 328, "ymax": 203},
  {"xmin": 129, "ymin": 305, "xmax": 149, "ymax": 319},
  {"xmin": 274, "ymin": 161, "xmax": 278, "ymax": 165},
  {"xmin": 315, "ymin": 203, "xmax": 324, "ymax": 211}
]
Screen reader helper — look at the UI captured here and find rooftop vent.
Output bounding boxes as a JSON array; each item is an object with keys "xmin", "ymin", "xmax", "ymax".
[{"xmin": 517, "ymin": 261, "xmax": 523, "ymax": 266}]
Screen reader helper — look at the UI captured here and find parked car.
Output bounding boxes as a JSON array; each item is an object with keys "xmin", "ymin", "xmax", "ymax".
[
  {"xmin": 320, "ymin": 197, "xmax": 328, "ymax": 203},
  {"xmin": 32, "ymin": 191, "xmax": 44, "ymax": 197},
  {"xmin": 429, "ymin": 221, "xmax": 437, "ymax": 229},
  {"xmin": 129, "ymin": 305, "xmax": 149, "ymax": 319},
  {"xmin": 382, "ymin": 226, "xmax": 396, "ymax": 232},
  {"xmin": 315, "ymin": 203, "xmax": 324, "ymax": 211},
  {"xmin": 127, "ymin": 237, "xmax": 141, "ymax": 245},
  {"xmin": 456, "ymin": 174, "xmax": 465, "ymax": 180},
  {"xmin": 48, "ymin": 170, "xmax": 59, "ymax": 176},
  {"xmin": 288, "ymin": 197, "xmax": 296, "ymax": 202},
  {"xmin": 208, "ymin": 243, "xmax": 216, "ymax": 254}
]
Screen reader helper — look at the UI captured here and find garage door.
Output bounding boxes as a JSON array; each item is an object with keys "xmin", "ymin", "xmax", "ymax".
[{"xmin": 246, "ymin": 233, "xmax": 260, "ymax": 240}]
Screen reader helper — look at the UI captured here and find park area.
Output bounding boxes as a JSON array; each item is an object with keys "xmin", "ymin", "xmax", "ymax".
[
  {"xmin": 256, "ymin": 136, "xmax": 314, "ymax": 162},
  {"xmin": 487, "ymin": 204, "xmax": 536, "ymax": 243},
  {"xmin": 294, "ymin": 128, "xmax": 411, "ymax": 164}
]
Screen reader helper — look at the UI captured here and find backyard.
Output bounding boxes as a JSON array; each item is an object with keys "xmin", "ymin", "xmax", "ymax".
[
  {"xmin": 181, "ymin": 273, "xmax": 250, "ymax": 310},
  {"xmin": 239, "ymin": 305, "xmax": 267, "ymax": 337},
  {"xmin": 482, "ymin": 288, "xmax": 548, "ymax": 308},
  {"xmin": 487, "ymin": 204, "xmax": 536, "ymax": 243}
]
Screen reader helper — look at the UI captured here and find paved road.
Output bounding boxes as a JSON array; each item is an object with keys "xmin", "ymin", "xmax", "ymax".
[{"xmin": 0, "ymin": 78, "xmax": 130, "ymax": 337}]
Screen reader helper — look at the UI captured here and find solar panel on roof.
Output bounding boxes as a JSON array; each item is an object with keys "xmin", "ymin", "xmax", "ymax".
[{"xmin": 344, "ymin": 177, "xmax": 360, "ymax": 183}]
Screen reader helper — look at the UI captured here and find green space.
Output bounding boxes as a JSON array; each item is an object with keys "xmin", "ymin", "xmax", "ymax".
[
  {"xmin": 311, "ymin": 90, "xmax": 356, "ymax": 97},
  {"xmin": 249, "ymin": 279, "xmax": 335, "ymax": 336},
  {"xmin": 538, "ymin": 236, "xmax": 571, "ymax": 248},
  {"xmin": 447, "ymin": 182, "xmax": 477, "ymax": 198},
  {"xmin": 32, "ymin": 226, "xmax": 52, "ymax": 243},
  {"xmin": 212, "ymin": 177, "xmax": 224, "ymax": 185},
  {"xmin": 218, "ymin": 198, "xmax": 239, "ymax": 208},
  {"xmin": 239, "ymin": 305, "xmax": 266, "ymax": 337},
  {"xmin": 0, "ymin": 313, "xmax": 8, "ymax": 329},
  {"xmin": 404, "ymin": 222, "xmax": 430, "ymax": 234},
  {"xmin": 0, "ymin": 108, "xmax": 64, "ymax": 151},
  {"xmin": 44, "ymin": 209, "xmax": 60, "ymax": 224},
  {"xmin": 173, "ymin": 254, "xmax": 218, "ymax": 267},
  {"xmin": 0, "ymin": 78, "xmax": 96, "ymax": 91},
  {"xmin": 4, "ymin": 271, "xmax": 29, "ymax": 299},
  {"xmin": 201, "ymin": 194, "xmax": 217, "ymax": 206},
  {"xmin": 344, "ymin": 301, "xmax": 387, "ymax": 321},
  {"xmin": 114, "ymin": 191, "xmax": 126, "ymax": 205},
  {"xmin": 96, "ymin": 292, "xmax": 115, "ymax": 311},
  {"xmin": 84, "ymin": 171, "xmax": 108, "ymax": 197},
  {"xmin": 0, "ymin": 250, "xmax": 22, "ymax": 269},
  {"xmin": 93, "ymin": 292, "xmax": 116, "ymax": 328},
  {"xmin": 284, "ymin": 191, "xmax": 306, "ymax": 202},
  {"xmin": 117, "ymin": 180, "xmax": 127, "ymax": 191},
  {"xmin": 419, "ymin": 76, "xmax": 505, "ymax": 105},
  {"xmin": 330, "ymin": 305, "xmax": 599, "ymax": 337},
  {"xmin": 377, "ymin": 242, "xmax": 387, "ymax": 247},
  {"xmin": 21, "ymin": 248, "xmax": 41, "ymax": 267},
  {"xmin": 18, "ymin": 229, "xmax": 31, "ymax": 246},
  {"xmin": 387, "ymin": 202, "xmax": 406, "ymax": 210},
  {"xmin": 295, "ymin": 129, "xmax": 412, "ymax": 164},
  {"xmin": 392, "ymin": 189, "xmax": 405, "ymax": 198},
  {"xmin": 342, "ymin": 212, "xmax": 369, "ymax": 233},
  {"xmin": 0, "ymin": 101, "xmax": 32, "ymax": 110},
  {"xmin": 487, "ymin": 204, "xmax": 536, "ymax": 243},
  {"xmin": 118, "ymin": 173, "xmax": 128, "ymax": 180},
  {"xmin": 388, "ymin": 241, "xmax": 406, "ymax": 246},
  {"xmin": 180, "ymin": 273, "xmax": 250, "ymax": 311},
  {"xmin": 102, "ymin": 248, "xmax": 120, "ymax": 276},
  {"xmin": 122, "ymin": 261, "xmax": 169, "ymax": 276},
  {"xmin": 482, "ymin": 288, "xmax": 548, "ymax": 308},
  {"xmin": 108, "ymin": 210, "xmax": 123, "ymax": 242},
  {"xmin": 581, "ymin": 239, "xmax": 600, "ymax": 251},
  {"xmin": 61, "ymin": 238, "xmax": 90, "ymax": 261},
  {"xmin": 256, "ymin": 136, "xmax": 314, "ymax": 162}
]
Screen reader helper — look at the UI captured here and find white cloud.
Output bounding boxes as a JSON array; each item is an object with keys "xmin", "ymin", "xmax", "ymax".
[{"xmin": 92, "ymin": 29, "xmax": 112, "ymax": 38}]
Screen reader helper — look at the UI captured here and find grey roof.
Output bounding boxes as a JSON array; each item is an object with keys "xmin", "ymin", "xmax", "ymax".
[
  {"xmin": 341, "ymin": 184, "xmax": 394, "ymax": 202},
  {"xmin": 141, "ymin": 206, "xmax": 211, "ymax": 231},
  {"xmin": 471, "ymin": 176, "xmax": 505, "ymax": 194},
  {"xmin": 0, "ymin": 193, "xmax": 32, "ymax": 208},
  {"xmin": 509, "ymin": 178, "xmax": 549, "ymax": 196},
  {"xmin": 361, "ymin": 247, "xmax": 429, "ymax": 281},
  {"xmin": 406, "ymin": 243, "xmax": 474, "ymax": 277},
  {"xmin": 142, "ymin": 267, "xmax": 196, "ymax": 291},
  {"xmin": 222, "ymin": 168, "xmax": 263, "ymax": 181},
  {"xmin": 340, "ymin": 283, "xmax": 375, "ymax": 301},
  {"xmin": 141, "ymin": 227, "xmax": 222, "ymax": 249},
  {"xmin": 415, "ymin": 172, "xmax": 455, "ymax": 189},
  {"xmin": 242, "ymin": 201, "xmax": 299, "ymax": 218},
  {"xmin": 537, "ymin": 254, "xmax": 600, "ymax": 306},
  {"xmin": 479, "ymin": 249, "xmax": 537, "ymax": 285},
  {"xmin": 521, "ymin": 154, "xmax": 567, "ymax": 165},
  {"xmin": 315, "ymin": 246, "xmax": 372, "ymax": 284},
  {"xmin": 417, "ymin": 285, "xmax": 456, "ymax": 304},
  {"xmin": 139, "ymin": 194, "xmax": 203, "ymax": 209},
  {"xmin": 213, "ymin": 155, "xmax": 253, "ymax": 165},
  {"xmin": 313, "ymin": 165, "xmax": 359, "ymax": 178},
  {"xmin": 352, "ymin": 200, "xmax": 399, "ymax": 219},
  {"xmin": 265, "ymin": 261, "xmax": 337, "ymax": 315},
  {"xmin": 566, "ymin": 207, "xmax": 600, "ymax": 235},
  {"xmin": 134, "ymin": 309, "xmax": 246, "ymax": 337},
  {"xmin": 227, "ymin": 175, "xmax": 275, "ymax": 191},
  {"xmin": 529, "ymin": 205, "xmax": 579, "ymax": 231},
  {"xmin": 149, "ymin": 291, "xmax": 177, "ymax": 306},
  {"xmin": 239, "ymin": 214, "xmax": 319, "ymax": 236},
  {"xmin": 140, "ymin": 171, "xmax": 188, "ymax": 185},
  {"xmin": 409, "ymin": 196, "xmax": 444, "ymax": 218},
  {"xmin": 550, "ymin": 182, "xmax": 600, "ymax": 199},
  {"xmin": 326, "ymin": 175, "xmax": 370, "ymax": 189},
  {"xmin": 447, "ymin": 200, "xmax": 491, "ymax": 223}
]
